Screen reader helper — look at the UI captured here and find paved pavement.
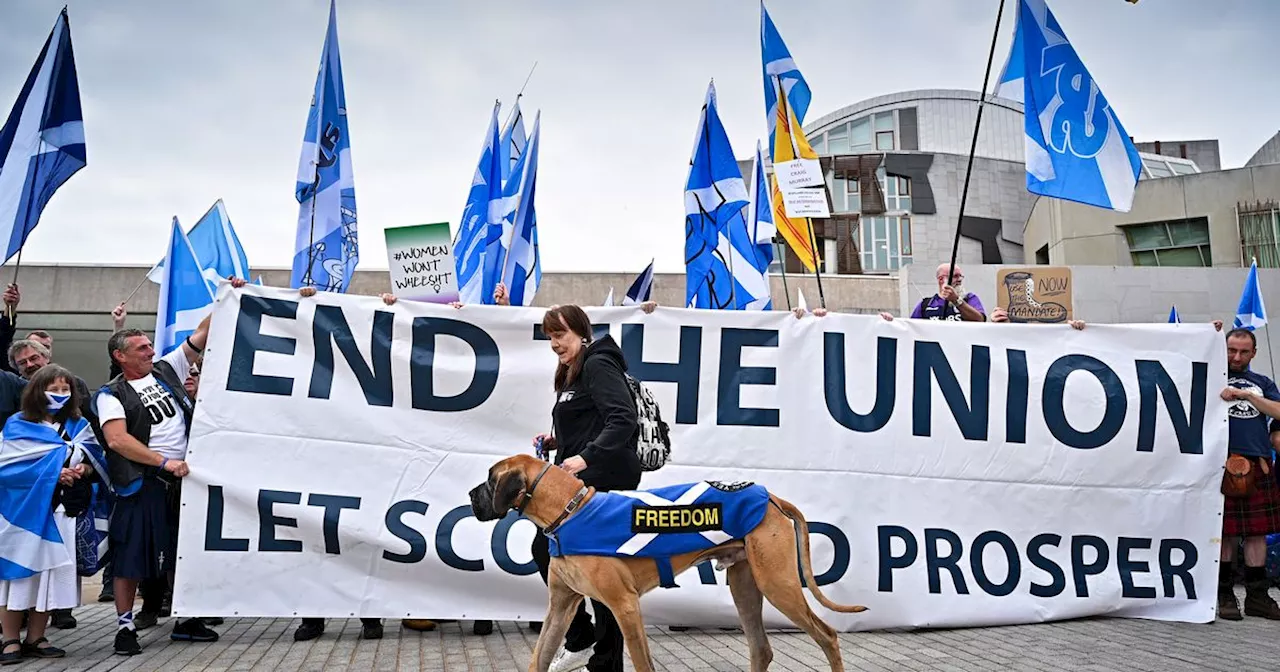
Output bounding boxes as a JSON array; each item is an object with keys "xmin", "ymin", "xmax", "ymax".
[{"xmin": 11, "ymin": 583, "xmax": 1280, "ymax": 671}]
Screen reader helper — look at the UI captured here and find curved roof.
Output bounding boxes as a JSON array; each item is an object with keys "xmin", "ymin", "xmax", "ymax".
[
  {"xmin": 802, "ymin": 88, "xmax": 1023, "ymax": 137},
  {"xmin": 1246, "ymin": 131, "xmax": 1280, "ymax": 168}
]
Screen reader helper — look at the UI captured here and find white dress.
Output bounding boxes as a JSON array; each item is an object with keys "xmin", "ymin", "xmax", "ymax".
[{"xmin": 0, "ymin": 435, "xmax": 83, "ymax": 612}]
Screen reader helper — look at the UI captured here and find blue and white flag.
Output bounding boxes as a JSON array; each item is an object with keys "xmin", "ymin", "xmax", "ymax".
[
  {"xmin": 685, "ymin": 83, "xmax": 770, "ymax": 311},
  {"xmin": 622, "ymin": 259, "xmax": 655, "ymax": 306},
  {"xmin": 0, "ymin": 9, "xmax": 85, "ymax": 263},
  {"xmin": 746, "ymin": 140, "xmax": 776, "ymax": 273},
  {"xmin": 499, "ymin": 102, "xmax": 527, "ymax": 183},
  {"xmin": 291, "ymin": 0, "xmax": 358, "ymax": 293},
  {"xmin": 1168, "ymin": 306, "xmax": 1181, "ymax": 324},
  {"xmin": 0, "ymin": 415, "xmax": 104, "ymax": 580},
  {"xmin": 147, "ymin": 199, "xmax": 250, "ymax": 289},
  {"xmin": 454, "ymin": 102, "xmax": 503, "ymax": 305},
  {"xmin": 1234, "ymin": 259, "xmax": 1268, "ymax": 331},
  {"xmin": 490, "ymin": 112, "xmax": 542, "ymax": 307},
  {"xmin": 760, "ymin": 2, "xmax": 811, "ymax": 158},
  {"xmin": 603, "ymin": 288, "xmax": 615, "ymax": 307},
  {"xmin": 155, "ymin": 217, "xmax": 214, "ymax": 356},
  {"xmin": 994, "ymin": 0, "xmax": 1141, "ymax": 212}
]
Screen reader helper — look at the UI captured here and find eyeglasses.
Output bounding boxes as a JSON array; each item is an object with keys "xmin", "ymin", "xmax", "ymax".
[
  {"xmin": 188, "ymin": 368, "xmax": 200, "ymax": 377},
  {"xmin": 937, "ymin": 275, "xmax": 963, "ymax": 283}
]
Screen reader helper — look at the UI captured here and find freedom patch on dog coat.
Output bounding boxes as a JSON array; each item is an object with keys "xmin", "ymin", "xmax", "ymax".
[{"xmin": 546, "ymin": 481, "xmax": 770, "ymax": 583}]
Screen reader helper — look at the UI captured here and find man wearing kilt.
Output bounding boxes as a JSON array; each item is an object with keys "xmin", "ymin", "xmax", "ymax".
[{"xmin": 1220, "ymin": 328, "xmax": 1280, "ymax": 621}]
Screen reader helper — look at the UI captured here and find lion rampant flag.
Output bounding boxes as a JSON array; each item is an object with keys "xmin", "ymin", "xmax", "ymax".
[{"xmin": 770, "ymin": 79, "xmax": 821, "ymax": 273}]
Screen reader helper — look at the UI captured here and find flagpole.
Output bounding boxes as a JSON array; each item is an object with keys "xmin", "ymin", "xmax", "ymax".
[
  {"xmin": 775, "ymin": 238, "xmax": 792, "ymax": 311},
  {"xmin": 806, "ymin": 218, "xmax": 827, "ymax": 310},
  {"xmin": 5, "ymin": 248, "xmax": 22, "ymax": 322},
  {"xmin": 501, "ymin": 61, "xmax": 538, "ymax": 131},
  {"xmin": 121, "ymin": 271, "xmax": 150, "ymax": 306},
  {"xmin": 946, "ymin": 0, "xmax": 1007, "ymax": 288}
]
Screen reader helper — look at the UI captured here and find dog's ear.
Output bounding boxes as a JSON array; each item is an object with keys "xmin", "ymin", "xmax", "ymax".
[{"xmin": 492, "ymin": 469, "xmax": 526, "ymax": 514}]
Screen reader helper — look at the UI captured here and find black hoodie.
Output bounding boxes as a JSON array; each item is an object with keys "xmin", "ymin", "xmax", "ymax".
[{"xmin": 550, "ymin": 334, "xmax": 642, "ymax": 491}]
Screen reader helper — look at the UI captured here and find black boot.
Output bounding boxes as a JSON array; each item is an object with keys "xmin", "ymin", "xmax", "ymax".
[
  {"xmin": 1245, "ymin": 567, "xmax": 1280, "ymax": 619},
  {"xmin": 1219, "ymin": 573, "xmax": 1242, "ymax": 621}
]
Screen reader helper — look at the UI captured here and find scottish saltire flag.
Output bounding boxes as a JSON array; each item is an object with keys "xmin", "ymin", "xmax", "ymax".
[
  {"xmin": 489, "ymin": 113, "xmax": 542, "ymax": 307},
  {"xmin": 147, "ymin": 199, "xmax": 250, "ymax": 289},
  {"xmin": 499, "ymin": 102, "xmax": 526, "ymax": 183},
  {"xmin": 994, "ymin": 0, "xmax": 1142, "ymax": 212},
  {"xmin": 603, "ymin": 288, "xmax": 615, "ymax": 307},
  {"xmin": 0, "ymin": 9, "xmax": 85, "ymax": 263},
  {"xmin": 623, "ymin": 259, "xmax": 655, "ymax": 306},
  {"xmin": 1234, "ymin": 259, "xmax": 1268, "ymax": 331},
  {"xmin": 497, "ymin": 101, "xmax": 542, "ymax": 305},
  {"xmin": 454, "ymin": 102, "xmax": 503, "ymax": 305},
  {"xmin": 292, "ymin": 0, "xmax": 358, "ymax": 292},
  {"xmin": 684, "ymin": 83, "xmax": 752, "ymax": 310},
  {"xmin": 748, "ymin": 141, "xmax": 776, "ymax": 265},
  {"xmin": 1168, "ymin": 306, "xmax": 1181, "ymax": 324},
  {"xmin": 0, "ymin": 415, "xmax": 105, "ymax": 580},
  {"xmin": 761, "ymin": 3, "xmax": 811, "ymax": 155},
  {"xmin": 155, "ymin": 218, "xmax": 215, "ymax": 356}
]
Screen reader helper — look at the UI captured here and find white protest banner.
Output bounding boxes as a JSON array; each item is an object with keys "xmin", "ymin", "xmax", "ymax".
[
  {"xmin": 781, "ymin": 187, "xmax": 831, "ymax": 218},
  {"xmin": 774, "ymin": 158, "xmax": 824, "ymax": 191},
  {"xmin": 384, "ymin": 222, "xmax": 459, "ymax": 303},
  {"xmin": 175, "ymin": 284, "xmax": 1226, "ymax": 631}
]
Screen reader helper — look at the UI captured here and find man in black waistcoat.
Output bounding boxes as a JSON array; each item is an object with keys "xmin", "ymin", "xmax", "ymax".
[{"xmin": 93, "ymin": 284, "xmax": 241, "ymax": 655}]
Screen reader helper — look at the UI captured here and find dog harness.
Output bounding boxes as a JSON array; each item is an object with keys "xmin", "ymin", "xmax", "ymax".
[{"xmin": 545, "ymin": 481, "xmax": 769, "ymax": 588}]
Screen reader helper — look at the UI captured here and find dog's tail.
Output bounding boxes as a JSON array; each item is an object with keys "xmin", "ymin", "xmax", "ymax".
[{"xmin": 772, "ymin": 495, "xmax": 869, "ymax": 614}]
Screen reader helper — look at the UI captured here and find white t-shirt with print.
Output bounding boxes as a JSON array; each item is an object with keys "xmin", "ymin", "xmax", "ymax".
[{"xmin": 95, "ymin": 347, "xmax": 192, "ymax": 461}]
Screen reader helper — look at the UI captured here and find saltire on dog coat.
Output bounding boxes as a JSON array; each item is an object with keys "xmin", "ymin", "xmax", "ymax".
[{"xmin": 546, "ymin": 481, "xmax": 770, "ymax": 588}]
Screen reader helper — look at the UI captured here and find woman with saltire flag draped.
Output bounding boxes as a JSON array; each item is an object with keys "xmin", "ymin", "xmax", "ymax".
[{"xmin": 0, "ymin": 365, "xmax": 107, "ymax": 663}]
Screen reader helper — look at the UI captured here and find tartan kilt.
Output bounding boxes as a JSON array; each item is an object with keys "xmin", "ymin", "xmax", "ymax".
[{"xmin": 1223, "ymin": 458, "xmax": 1280, "ymax": 538}]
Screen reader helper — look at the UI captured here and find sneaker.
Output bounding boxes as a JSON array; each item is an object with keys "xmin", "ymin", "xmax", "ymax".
[
  {"xmin": 49, "ymin": 609, "xmax": 76, "ymax": 629},
  {"xmin": 528, "ymin": 621, "xmax": 542, "ymax": 633},
  {"xmin": 293, "ymin": 621, "xmax": 325, "ymax": 642},
  {"xmin": 360, "ymin": 622, "xmax": 384, "ymax": 640},
  {"xmin": 114, "ymin": 629, "xmax": 142, "ymax": 656},
  {"xmin": 549, "ymin": 646, "xmax": 593, "ymax": 672},
  {"xmin": 171, "ymin": 618, "xmax": 219, "ymax": 642},
  {"xmin": 472, "ymin": 620, "xmax": 493, "ymax": 636},
  {"xmin": 134, "ymin": 611, "xmax": 159, "ymax": 630}
]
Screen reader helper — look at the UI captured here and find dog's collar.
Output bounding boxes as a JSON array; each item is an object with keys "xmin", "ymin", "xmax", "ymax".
[
  {"xmin": 543, "ymin": 486, "xmax": 591, "ymax": 536},
  {"xmin": 515, "ymin": 463, "xmax": 554, "ymax": 515}
]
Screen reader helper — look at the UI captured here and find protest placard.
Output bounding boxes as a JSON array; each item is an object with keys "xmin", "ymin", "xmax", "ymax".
[{"xmin": 384, "ymin": 222, "xmax": 459, "ymax": 303}]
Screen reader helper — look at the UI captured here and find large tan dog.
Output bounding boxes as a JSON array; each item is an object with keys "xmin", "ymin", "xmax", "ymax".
[{"xmin": 469, "ymin": 455, "xmax": 867, "ymax": 672}]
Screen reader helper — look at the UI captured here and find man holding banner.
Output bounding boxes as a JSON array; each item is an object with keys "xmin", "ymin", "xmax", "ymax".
[
  {"xmin": 95, "ymin": 278, "xmax": 246, "ymax": 655},
  {"xmin": 1220, "ymin": 328, "xmax": 1280, "ymax": 621}
]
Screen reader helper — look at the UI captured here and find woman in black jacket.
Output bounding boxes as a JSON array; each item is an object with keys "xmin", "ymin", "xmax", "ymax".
[{"xmin": 531, "ymin": 304, "xmax": 641, "ymax": 672}]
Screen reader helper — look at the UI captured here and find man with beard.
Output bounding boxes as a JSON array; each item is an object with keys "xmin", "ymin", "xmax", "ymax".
[{"xmin": 1219, "ymin": 328, "xmax": 1280, "ymax": 621}]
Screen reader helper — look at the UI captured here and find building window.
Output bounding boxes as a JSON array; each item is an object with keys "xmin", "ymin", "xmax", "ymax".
[
  {"xmin": 885, "ymin": 175, "xmax": 911, "ymax": 211},
  {"xmin": 861, "ymin": 215, "xmax": 913, "ymax": 272},
  {"xmin": 1122, "ymin": 218, "xmax": 1210, "ymax": 267},
  {"xmin": 846, "ymin": 178, "xmax": 861, "ymax": 213},
  {"xmin": 809, "ymin": 132, "xmax": 826, "ymax": 155},
  {"xmin": 826, "ymin": 124, "xmax": 849, "ymax": 154},
  {"xmin": 850, "ymin": 117, "xmax": 872, "ymax": 152},
  {"xmin": 1238, "ymin": 202, "xmax": 1280, "ymax": 268},
  {"xmin": 824, "ymin": 237, "xmax": 838, "ymax": 275}
]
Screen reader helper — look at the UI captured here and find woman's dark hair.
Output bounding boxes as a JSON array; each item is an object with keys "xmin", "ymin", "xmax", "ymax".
[
  {"xmin": 542, "ymin": 304, "xmax": 593, "ymax": 392},
  {"xmin": 21, "ymin": 364, "xmax": 81, "ymax": 424}
]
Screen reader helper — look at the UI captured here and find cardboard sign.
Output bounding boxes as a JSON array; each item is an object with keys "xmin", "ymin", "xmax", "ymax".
[
  {"xmin": 774, "ymin": 158, "xmax": 824, "ymax": 191},
  {"xmin": 995, "ymin": 267, "xmax": 1073, "ymax": 323},
  {"xmin": 383, "ymin": 222, "xmax": 459, "ymax": 304},
  {"xmin": 780, "ymin": 187, "xmax": 831, "ymax": 218}
]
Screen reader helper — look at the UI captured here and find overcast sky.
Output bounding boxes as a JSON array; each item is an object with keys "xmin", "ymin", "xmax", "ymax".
[{"xmin": 1, "ymin": 0, "xmax": 1276, "ymax": 275}]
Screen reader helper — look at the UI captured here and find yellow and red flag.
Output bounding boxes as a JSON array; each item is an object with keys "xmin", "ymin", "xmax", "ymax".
[{"xmin": 770, "ymin": 78, "xmax": 822, "ymax": 273}]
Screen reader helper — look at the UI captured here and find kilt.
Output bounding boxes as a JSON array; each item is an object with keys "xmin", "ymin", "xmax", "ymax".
[
  {"xmin": 1223, "ymin": 458, "xmax": 1280, "ymax": 538},
  {"xmin": 109, "ymin": 475, "xmax": 182, "ymax": 580}
]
